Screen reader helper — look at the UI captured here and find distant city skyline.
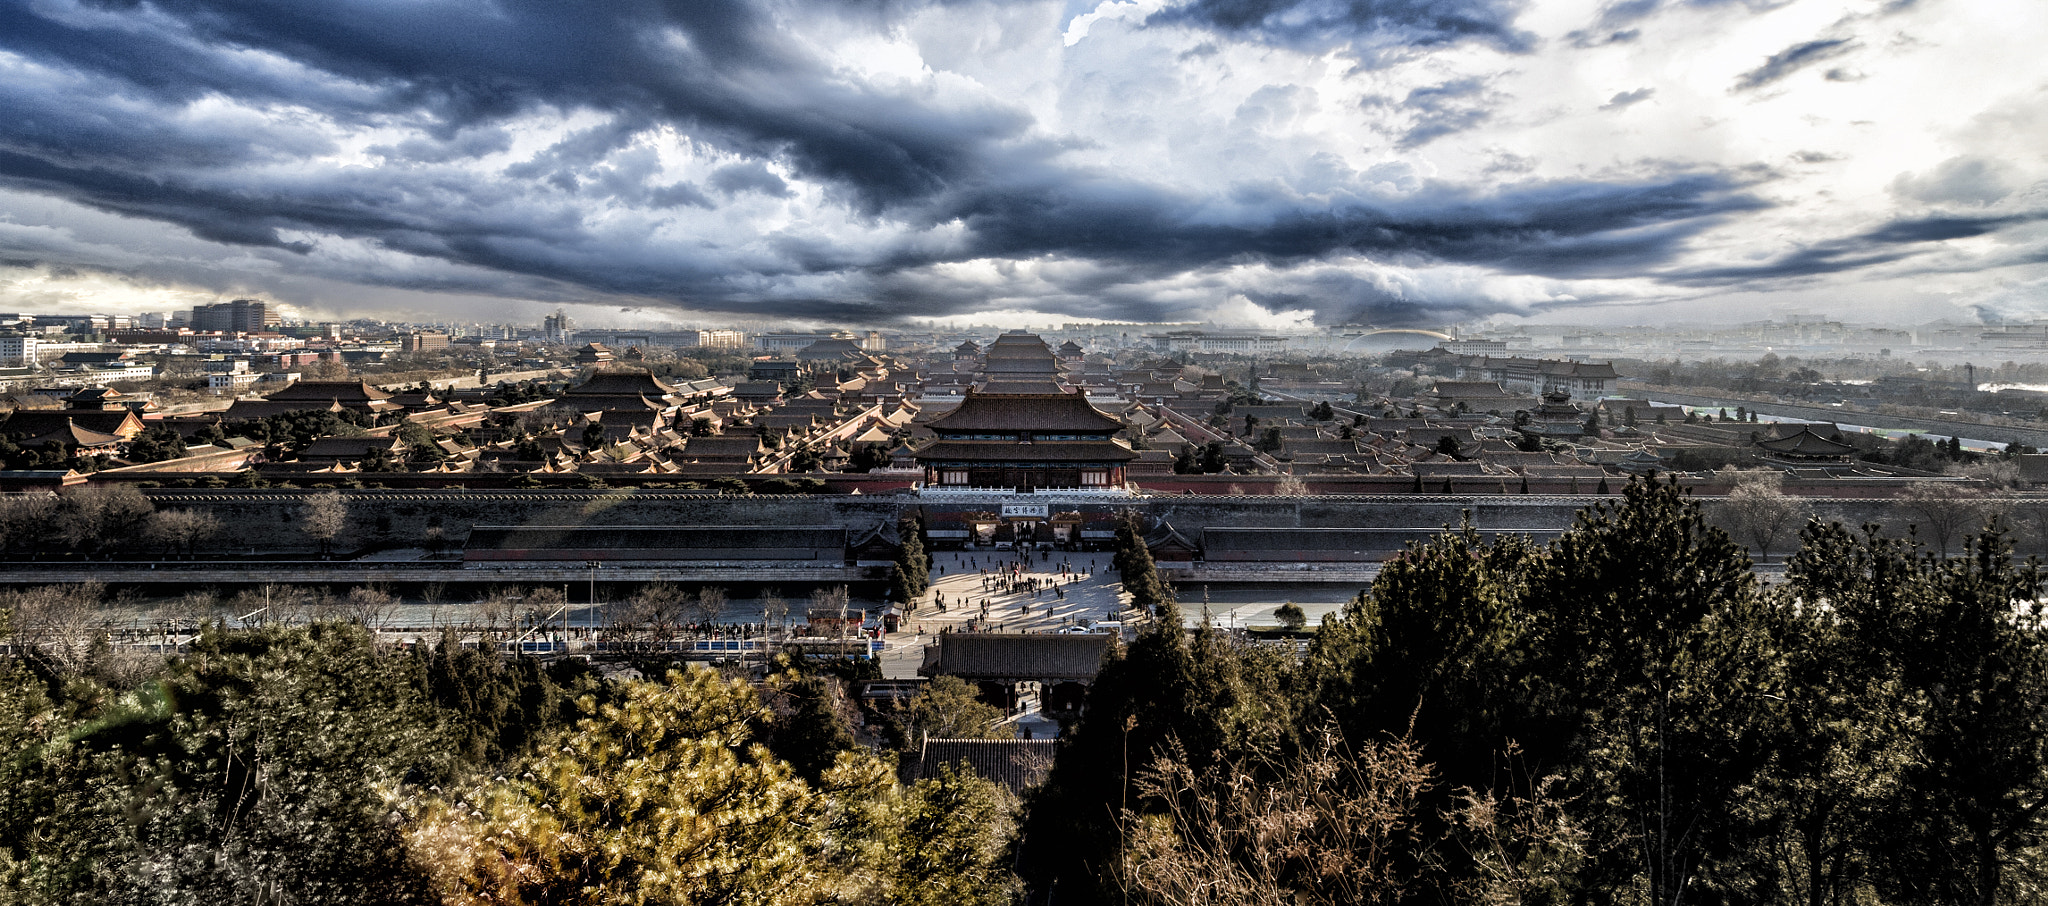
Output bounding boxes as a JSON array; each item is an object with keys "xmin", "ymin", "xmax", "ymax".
[{"xmin": 1, "ymin": 0, "xmax": 2044, "ymax": 328}]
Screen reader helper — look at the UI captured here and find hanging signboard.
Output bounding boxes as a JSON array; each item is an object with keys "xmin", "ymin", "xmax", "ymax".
[{"xmin": 1000, "ymin": 503, "xmax": 1050, "ymax": 518}]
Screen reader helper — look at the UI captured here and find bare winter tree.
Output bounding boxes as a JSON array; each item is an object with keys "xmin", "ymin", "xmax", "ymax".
[
  {"xmin": 690, "ymin": 586, "xmax": 730, "ymax": 628},
  {"xmin": 336, "ymin": 585, "xmax": 401, "ymax": 630},
  {"xmin": 2, "ymin": 581, "xmax": 109, "ymax": 678},
  {"xmin": 468, "ymin": 586, "xmax": 524, "ymax": 634},
  {"xmin": 1955, "ymin": 457, "xmax": 2022, "ymax": 490},
  {"xmin": 1274, "ymin": 474, "xmax": 1310, "ymax": 496},
  {"xmin": 1442, "ymin": 747, "xmax": 1589, "ymax": 906},
  {"xmin": 759, "ymin": 589, "xmax": 790, "ymax": 636},
  {"xmin": 0, "ymin": 493, "xmax": 57, "ymax": 558},
  {"xmin": 1121, "ymin": 728, "xmax": 1434, "ymax": 906},
  {"xmin": 1120, "ymin": 728, "xmax": 1584, "ymax": 906},
  {"xmin": 2014, "ymin": 505, "xmax": 2048, "ymax": 561},
  {"xmin": 1898, "ymin": 481, "xmax": 1995, "ymax": 556},
  {"xmin": 303, "ymin": 358, "xmax": 350, "ymax": 380},
  {"xmin": 163, "ymin": 589, "xmax": 224, "ymax": 628},
  {"xmin": 809, "ymin": 586, "xmax": 851, "ymax": 639},
  {"xmin": 518, "ymin": 586, "xmax": 568, "ymax": 634},
  {"xmin": 304, "ymin": 587, "xmax": 343, "ymax": 622},
  {"xmin": 613, "ymin": 581, "xmax": 688, "ymax": 650},
  {"xmin": 1712, "ymin": 469, "xmax": 1808, "ymax": 562},
  {"xmin": 53, "ymin": 485, "xmax": 154, "ymax": 558},
  {"xmin": 145, "ymin": 509, "xmax": 222, "ymax": 559},
  {"xmin": 300, "ymin": 491, "xmax": 349, "ymax": 558},
  {"xmin": 230, "ymin": 583, "xmax": 311, "ymax": 627}
]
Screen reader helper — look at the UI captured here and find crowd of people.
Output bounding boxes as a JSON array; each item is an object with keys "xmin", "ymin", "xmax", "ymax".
[{"xmin": 920, "ymin": 547, "xmax": 1118, "ymax": 634}]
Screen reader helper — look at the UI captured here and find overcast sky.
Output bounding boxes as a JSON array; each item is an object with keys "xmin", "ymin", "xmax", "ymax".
[{"xmin": 1, "ymin": 0, "xmax": 2044, "ymax": 329}]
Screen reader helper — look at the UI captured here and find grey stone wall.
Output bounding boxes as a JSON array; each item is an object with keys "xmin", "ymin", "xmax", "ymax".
[
  {"xmin": 144, "ymin": 490, "xmax": 905, "ymax": 557},
  {"xmin": 134, "ymin": 488, "xmax": 2029, "ymax": 561}
]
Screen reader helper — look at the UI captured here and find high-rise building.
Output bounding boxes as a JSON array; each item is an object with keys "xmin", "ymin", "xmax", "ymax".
[
  {"xmin": 687, "ymin": 328, "xmax": 746, "ymax": 348},
  {"xmin": 756, "ymin": 330, "xmax": 854, "ymax": 351},
  {"xmin": 0, "ymin": 336, "xmax": 38, "ymax": 367},
  {"xmin": 543, "ymin": 310, "xmax": 576, "ymax": 344},
  {"xmin": 189, "ymin": 299, "xmax": 280, "ymax": 333}
]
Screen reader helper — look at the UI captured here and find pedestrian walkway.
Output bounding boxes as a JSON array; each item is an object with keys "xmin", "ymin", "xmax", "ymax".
[
  {"xmin": 877, "ymin": 547, "xmax": 1132, "ymax": 680},
  {"xmin": 912, "ymin": 548, "xmax": 1130, "ymax": 636},
  {"xmin": 1002, "ymin": 685, "xmax": 1062, "ymax": 740}
]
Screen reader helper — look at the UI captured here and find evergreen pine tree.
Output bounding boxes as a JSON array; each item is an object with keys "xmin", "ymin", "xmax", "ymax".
[
  {"xmin": 1811, "ymin": 520, "xmax": 2048, "ymax": 905},
  {"xmin": 891, "ymin": 516, "xmax": 931, "ymax": 607},
  {"xmin": 1519, "ymin": 476, "xmax": 1774, "ymax": 905}
]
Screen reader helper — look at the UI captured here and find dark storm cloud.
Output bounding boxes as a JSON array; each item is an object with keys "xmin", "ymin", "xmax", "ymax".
[
  {"xmin": 1245, "ymin": 281, "xmax": 1461, "ymax": 326},
  {"xmin": 1568, "ymin": 0, "xmax": 1791, "ymax": 47},
  {"xmin": 1858, "ymin": 214, "xmax": 2029, "ymax": 244},
  {"xmin": 1146, "ymin": 0, "xmax": 1535, "ymax": 58},
  {"xmin": 1386, "ymin": 78, "xmax": 1501, "ymax": 148},
  {"xmin": 0, "ymin": 0, "xmax": 2013, "ymax": 325},
  {"xmin": 1595, "ymin": 0, "xmax": 1796, "ymax": 28},
  {"xmin": 0, "ymin": 0, "xmax": 1031, "ymax": 211},
  {"xmin": 927, "ymin": 170, "xmax": 1766, "ymax": 282},
  {"xmin": 0, "ymin": 150, "xmax": 312, "ymax": 252},
  {"xmin": 372, "ymin": 127, "xmax": 517, "ymax": 166},
  {"xmin": 1671, "ymin": 212, "xmax": 2043, "ymax": 285},
  {"xmin": 1566, "ymin": 0, "xmax": 1654, "ymax": 45},
  {"xmin": 1591, "ymin": 0, "xmax": 1661, "ymax": 28},
  {"xmin": 1733, "ymin": 38, "xmax": 1856, "ymax": 92}
]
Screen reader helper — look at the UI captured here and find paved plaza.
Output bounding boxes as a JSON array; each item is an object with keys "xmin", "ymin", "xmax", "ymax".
[
  {"xmin": 878, "ymin": 548, "xmax": 1129, "ymax": 680},
  {"xmin": 874, "ymin": 548, "xmax": 1358, "ymax": 680},
  {"xmin": 910, "ymin": 549, "xmax": 1132, "ymax": 634}
]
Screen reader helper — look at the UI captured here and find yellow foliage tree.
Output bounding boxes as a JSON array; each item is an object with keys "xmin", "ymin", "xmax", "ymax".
[{"xmin": 403, "ymin": 667, "xmax": 892, "ymax": 905}]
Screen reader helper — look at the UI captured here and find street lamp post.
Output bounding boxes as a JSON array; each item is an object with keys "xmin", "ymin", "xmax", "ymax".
[{"xmin": 582, "ymin": 559, "xmax": 601, "ymax": 654}]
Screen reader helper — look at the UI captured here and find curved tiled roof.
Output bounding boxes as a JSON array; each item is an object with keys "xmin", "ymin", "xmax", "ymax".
[
  {"xmin": 927, "ymin": 390, "xmax": 1123, "ymax": 433},
  {"xmin": 678, "ymin": 435, "xmax": 766, "ymax": 460},
  {"xmin": 265, "ymin": 380, "xmax": 394, "ymax": 402},
  {"xmin": 918, "ymin": 632, "xmax": 1113, "ymax": 682},
  {"xmin": 3, "ymin": 408, "xmax": 142, "ymax": 439},
  {"xmin": 1755, "ymin": 426, "xmax": 1855, "ymax": 457},
  {"xmin": 1146, "ymin": 519, "xmax": 1199, "ymax": 552},
  {"xmin": 915, "ymin": 439, "xmax": 1137, "ymax": 463},
  {"xmin": 976, "ymin": 379, "xmax": 1070, "ymax": 395},
  {"xmin": 981, "ymin": 355, "xmax": 1060, "ymax": 374},
  {"xmin": 568, "ymin": 370, "xmax": 678, "ymax": 397},
  {"xmin": 23, "ymin": 419, "xmax": 126, "ymax": 448},
  {"xmin": 797, "ymin": 338, "xmax": 864, "ymax": 360},
  {"xmin": 987, "ymin": 332, "xmax": 1051, "ymax": 350}
]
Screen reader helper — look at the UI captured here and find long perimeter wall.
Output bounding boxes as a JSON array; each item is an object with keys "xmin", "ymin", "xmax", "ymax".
[{"xmin": 109, "ymin": 488, "xmax": 2043, "ymax": 561}]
